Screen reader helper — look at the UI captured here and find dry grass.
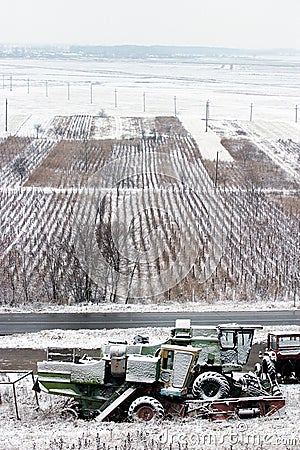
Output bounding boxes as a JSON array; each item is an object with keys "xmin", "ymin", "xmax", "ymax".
[
  {"xmin": 0, "ymin": 137, "xmax": 33, "ymax": 169},
  {"xmin": 203, "ymin": 136, "xmax": 299, "ymax": 192},
  {"xmin": 272, "ymin": 193, "xmax": 300, "ymax": 218},
  {"xmin": 25, "ymin": 140, "xmax": 112, "ymax": 188}
]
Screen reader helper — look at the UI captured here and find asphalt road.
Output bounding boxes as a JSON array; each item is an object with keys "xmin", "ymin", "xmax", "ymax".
[
  {"xmin": 0, "ymin": 310, "xmax": 297, "ymax": 371},
  {"xmin": 0, "ymin": 309, "xmax": 299, "ymax": 335}
]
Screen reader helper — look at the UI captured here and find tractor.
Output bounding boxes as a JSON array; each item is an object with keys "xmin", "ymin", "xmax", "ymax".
[
  {"xmin": 260, "ymin": 331, "xmax": 300, "ymax": 383},
  {"xmin": 33, "ymin": 319, "xmax": 284, "ymax": 421}
]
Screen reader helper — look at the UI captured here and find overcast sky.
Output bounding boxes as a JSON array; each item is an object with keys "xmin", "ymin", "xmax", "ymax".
[{"xmin": 1, "ymin": 0, "xmax": 300, "ymax": 49}]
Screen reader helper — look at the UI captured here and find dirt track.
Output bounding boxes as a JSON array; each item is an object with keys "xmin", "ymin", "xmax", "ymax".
[{"xmin": 0, "ymin": 348, "xmax": 45, "ymax": 371}]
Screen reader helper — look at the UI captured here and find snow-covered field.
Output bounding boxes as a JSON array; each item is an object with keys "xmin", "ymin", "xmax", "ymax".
[
  {"xmin": 0, "ymin": 384, "xmax": 298, "ymax": 450},
  {"xmin": 0, "ymin": 56, "xmax": 300, "ymax": 160},
  {"xmin": 0, "ymin": 55, "xmax": 300, "ymax": 448}
]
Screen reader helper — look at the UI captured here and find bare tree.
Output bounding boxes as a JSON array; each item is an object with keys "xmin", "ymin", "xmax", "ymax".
[
  {"xmin": 50, "ymin": 124, "xmax": 65, "ymax": 140},
  {"xmin": 96, "ymin": 221, "xmax": 121, "ymax": 303},
  {"xmin": 98, "ymin": 109, "xmax": 107, "ymax": 118},
  {"xmin": 34, "ymin": 123, "xmax": 43, "ymax": 139}
]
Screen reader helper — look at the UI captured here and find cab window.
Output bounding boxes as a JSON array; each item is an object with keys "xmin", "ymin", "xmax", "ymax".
[
  {"xmin": 219, "ymin": 331, "xmax": 235, "ymax": 349},
  {"xmin": 237, "ymin": 331, "xmax": 252, "ymax": 346},
  {"xmin": 162, "ymin": 350, "xmax": 174, "ymax": 370},
  {"xmin": 270, "ymin": 335, "xmax": 277, "ymax": 350},
  {"xmin": 278, "ymin": 336, "xmax": 300, "ymax": 348}
]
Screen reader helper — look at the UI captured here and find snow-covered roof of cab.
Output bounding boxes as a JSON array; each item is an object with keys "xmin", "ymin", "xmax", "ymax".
[
  {"xmin": 269, "ymin": 331, "xmax": 300, "ymax": 337},
  {"xmin": 217, "ymin": 323, "xmax": 263, "ymax": 330}
]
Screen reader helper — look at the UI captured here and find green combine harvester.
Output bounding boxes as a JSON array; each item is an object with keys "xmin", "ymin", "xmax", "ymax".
[{"xmin": 33, "ymin": 319, "xmax": 284, "ymax": 421}]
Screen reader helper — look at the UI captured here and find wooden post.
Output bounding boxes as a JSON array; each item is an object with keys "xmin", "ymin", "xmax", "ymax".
[
  {"xmin": 5, "ymin": 98, "xmax": 8, "ymax": 132},
  {"xmin": 205, "ymin": 100, "xmax": 209, "ymax": 132}
]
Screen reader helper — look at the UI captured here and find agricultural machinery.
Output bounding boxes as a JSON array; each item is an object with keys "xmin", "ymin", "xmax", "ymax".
[
  {"xmin": 260, "ymin": 331, "xmax": 300, "ymax": 383},
  {"xmin": 33, "ymin": 319, "xmax": 285, "ymax": 421}
]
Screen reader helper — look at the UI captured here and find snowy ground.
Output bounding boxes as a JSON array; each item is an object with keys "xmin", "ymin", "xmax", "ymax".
[
  {"xmin": 0, "ymin": 295, "xmax": 298, "ymax": 315},
  {"xmin": 0, "ymin": 56, "xmax": 300, "ymax": 162},
  {"xmin": 0, "ymin": 386, "xmax": 298, "ymax": 450},
  {"xmin": 0, "ymin": 385, "xmax": 299, "ymax": 450}
]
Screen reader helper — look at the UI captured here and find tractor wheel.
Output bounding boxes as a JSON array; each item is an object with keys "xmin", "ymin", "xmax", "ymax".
[
  {"xmin": 262, "ymin": 356, "xmax": 276, "ymax": 381},
  {"xmin": 61, "ymin": 407, "xmax": 79, "ymax": 421},
  {"xmin": 192, "ymin": 371, "xmax": 230, "ymax": 401},
  {"xmin": 128, "ymin": 396, "xmax": 164, "ymax": 422}
]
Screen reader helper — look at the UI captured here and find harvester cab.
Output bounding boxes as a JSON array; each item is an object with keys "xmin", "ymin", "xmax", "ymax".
[
  {"xmin": 159, "ymin": 344, "xmax": 201, "ymax": 397},
  {"xmin": 170, "ymin": 319, "xmax": 261, "ymax": 371},
  {"xmin": 218, "ymin": 324, "xmax": 259, "ymax": 367}
]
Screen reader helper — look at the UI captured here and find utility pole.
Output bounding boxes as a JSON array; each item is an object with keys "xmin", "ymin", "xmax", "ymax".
[
  {"xmin": 67, "ymin": 82, "xmax": 70, "ymax": 101},
  {"xmin": 205, "ymin": 100, "xmax": 210, "ymax": 132},
  {"xmin": 5, "ymin": 98, "xmax": 8, "ymax": 132},
  {"xmin": 174, "ymin": 95, "xmax": 177, "ymax": 116},
  {"xmin": 114, "ymin": 88, "xmax": 118, "ymax": 108},
  {"xmin": 90, "ymin": 82, "xmax": 93, "ymax": 104},
  {"xmin": 10, "ymin": 75, "xmax": 12, "ymax": 91},
  {"xmin": 250, "ymin": 103, "xmax": 253, "ymax": 121},
  {"xmin": 27, "ymin": 78, "xmax": 30, "ymax": 94},
  {"xmin": 143, "ymin": 91, "xmax": 146, "ymax": 113},
  {"xmin": 45, "ymin": 80, "xmax": 48, "ymax": 97},
  {"xmin": 295, "ymin": 105, "xmax": 298, "ymax": 123}
]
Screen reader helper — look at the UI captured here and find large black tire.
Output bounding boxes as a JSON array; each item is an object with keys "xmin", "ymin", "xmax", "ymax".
[
  {"xmin": 192, "ymin": 371, "xmax": 230, "ymax": 400},
  {"xmin": 128, "ymin": 396, "xmax": 164, "ymax": 422}
]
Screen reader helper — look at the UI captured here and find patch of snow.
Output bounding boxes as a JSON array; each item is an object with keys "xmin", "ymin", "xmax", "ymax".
[
  {"xmin": 0, "ymin": 295, "xmax": 297, "ymax": 315},
  {"xmin": 180, "ymin": 115, "xmax": 233, "ymax": 161}
]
